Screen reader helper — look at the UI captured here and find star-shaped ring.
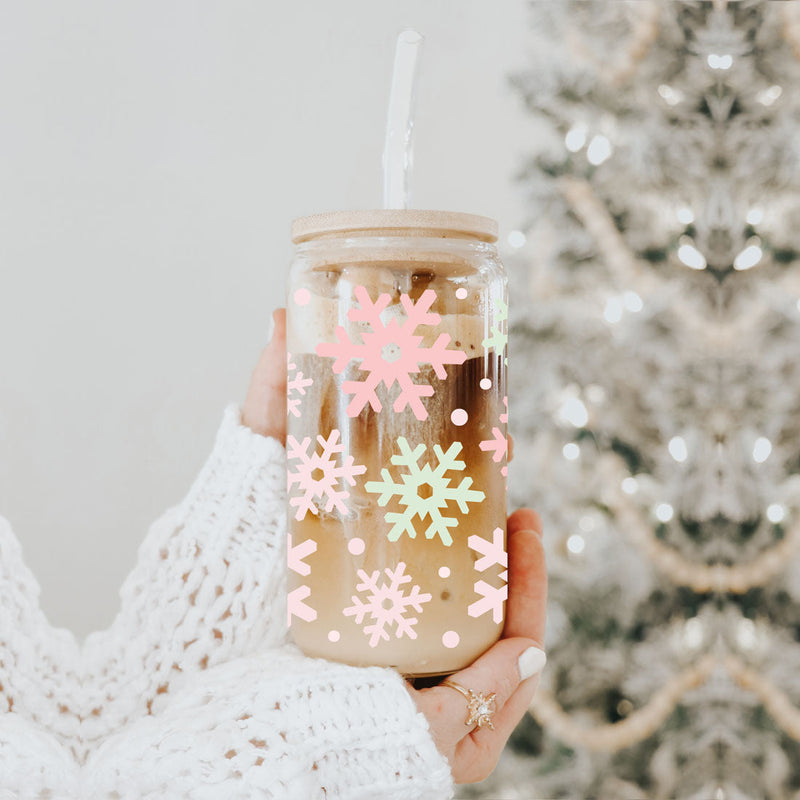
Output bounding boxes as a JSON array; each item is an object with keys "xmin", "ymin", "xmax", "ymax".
[{"xmin": 440, "ymin": 679, "xmax": 497, "ymax": 730}]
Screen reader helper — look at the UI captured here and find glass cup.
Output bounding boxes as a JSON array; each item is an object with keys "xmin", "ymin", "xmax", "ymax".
[{"xmin": 286, "ymin": 209, "xmax": 508, "ymax": 677}]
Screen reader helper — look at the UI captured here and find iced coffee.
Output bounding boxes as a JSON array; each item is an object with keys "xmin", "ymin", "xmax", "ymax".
[{"xmin": 286, "ymin": 210, "xmax": 507, "ymax": 677}]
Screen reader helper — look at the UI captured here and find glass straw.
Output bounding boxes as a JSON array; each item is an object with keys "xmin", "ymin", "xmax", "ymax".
[{"xmin": 382, "ymin": 29, "xmax": 424, "ymax": 210}]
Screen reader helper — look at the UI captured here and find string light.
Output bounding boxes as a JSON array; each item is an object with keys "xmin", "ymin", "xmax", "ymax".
[
  {"xmin": 507, "ymin": 230, "xmax": 527, "ymax": 248},
  {"xmin": 623, "ymin": 291, "xmax": 643, "ymax": 312},
  {"xmin": 604, "ymin": 297, "xmax": 624, "ymax": 323},
  {"xmin": 682, "ymin": 618, "xmax": 704, "ymax": 650},
  {"xmin": 668, "ymin": 436, "xmax": 688, "ymax": 462},
  {"xmin": 585, "ymin": 384, "xmax": 606, "ymax": 404},
  {"xmin": 658, "ymin": 84, "xmax": 683, "ymax": 106},
  {"xmin": 767, "ymin": 504, "xmax": 786, "ymax": 524},
  {"xmin": 567, "ymin": 534, "xmax": 586, "ymax": 555},
  {"xmin": 746, "ymin": 208, "xmax": 764, "ymax": 225},
  {"xmin": 753, "ymin": 437, "xmax": 772, "ymax": 463},
  {"xmin": 579, "ymin": 515, "xmax": 596, "ymax": 532},
  {"xmin": 678, "ymin": 242, "xmax": 707, "ymax": 270},
  {"xmin": 565, "ymin": 122, "xmax": 588, "ymax": 152},
  {"xmin": 707, "ymin": 53, "xmax": 733, "ymax": 69},
  {"xmin": 558, "ymin": 397, "xmax": 589, "ymax": 427},
  {"xmin": 733, "ymin": 238, "xmax": 763, "ymax": 270},
  {"xmin": 736, "ymin": 619, "xmax": 757, "ymax": 651},
  {"xmin": 587, "ymin": 134, "xmax": 612, "ymax": 165},
  {"xmin": 563, "ymin": 442, "xmax": 581, "ymax": 460},
  {"xmin": 622, "ymin": 477, "xmax": 639, "ymax": 495},
  {"xmin": 655, "ymin": 503, "xmax": 674, "ymax": 522},
  {"xmin": 676, "ymin": 206, "xmax": 695, "ymax": 224},
  {"xmin": 757, "ymin": 85, "xmax": 782, "ymax": 106}
]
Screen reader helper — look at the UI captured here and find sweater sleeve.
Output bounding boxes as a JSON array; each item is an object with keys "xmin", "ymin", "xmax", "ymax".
[
  {"xmin": 83, "ymin": 645, "xmax": 455, "ymax": 800},
  {"xmin": 78, "ymin": 402, "xmax": 291, "ymax": 749}
]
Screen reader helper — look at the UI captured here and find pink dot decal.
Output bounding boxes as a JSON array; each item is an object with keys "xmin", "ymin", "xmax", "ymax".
[
  {"xmin": 438, "ymin": 566, "xmax": 451, "ymax": 579},
  {"xmin": 294, "ymin": 288, "xmax": 311, "ymax": 306},
  {"xmin": 442, "ymin": 631, "xmax": 460, "ymax": 649},
  {"xmin": 480, "ymin": 378, "xmax": 492, "ymax": 390},
  {"xmin": 451, "ymin": 408, "xmax": 468, "ymax": 426},
  {"xmin": 348, "ymin": 537, "xmax": 365, "ymax": 555},
  {"xmin": 455, "ymin": 287, "xmax": 468, "ymax": 300},
  {"xmin": 328, "ymin": 630, "xmax": 340, "ymax": 642}
]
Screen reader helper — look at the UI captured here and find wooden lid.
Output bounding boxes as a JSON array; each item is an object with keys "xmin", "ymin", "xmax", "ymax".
[{"xmin": 291, "ymin": 209, "xmax": 498, "ymax": 244}]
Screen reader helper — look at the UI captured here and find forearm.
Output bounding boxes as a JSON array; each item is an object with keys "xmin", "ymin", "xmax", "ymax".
[
  {"xmin": 79, "ymin": 402, "xmax": 289, "ymax": 744},
  {"xmin": 83, "ymin": 647, "xmax": 454, "ymax": 800}
]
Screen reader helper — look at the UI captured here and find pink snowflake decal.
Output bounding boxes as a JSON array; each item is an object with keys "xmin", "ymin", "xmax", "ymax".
[
  {"xmin": 468, "ymin": 527, "xmax": 508, "ymax": 624},
  {"xmin": 315, "ymin": 286, "xmax": 467, "ymax": 421},
  {"xmin": 287, "ymin": 430, "xmax": 367, "ymax": 521},
  {"xmin": 343, "ymin": 562, "xmax": 432, "ymax": 647},
  {"xmin": 480, "ymin": 396, "xmax": 509, "ymax": 477},
  {"xmin": 288, "ymin": 585, "xmax": 316, "ymax": 627},
  {"xmin": 287, "ymin": 532, "xmax": 317, "ymax": 576},
  {"xmin": 468, "ymin": 581, "xmax": 507, "ymax": 624},
  {"xmin": 287, "ymin": 533, "xmax": 319, "ymax": 627},
  {"xmin": 287, "ymin": 352, "xmax": 313, "ymax": 418},
  {"xmin": 468, "ymin": 527, "xmax": 508, "ymax": 575}
]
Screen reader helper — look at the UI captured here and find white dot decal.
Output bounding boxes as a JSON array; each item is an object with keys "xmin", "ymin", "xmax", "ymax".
[
  {"xmin": 455, "ymin": 287, "xmax": 468, "ymax": 300},
  {"xmin": 438, "ymin": 566, "xmax": 451, "ymax": 579},
  {"xmin": 451, "ymin": 408, "xmax": 468, "ymax": 426},
  {"xmin": 328, "ymin": 630, "xmax": 340, "ymax": 642},
  {"xmin": 348, "ymin": 537, "xmax": 365, "ymax": 555},
  {"xmin": 294, "ymin": 288, "xmax": 311, "ymax": 306},
  {"xmin": 480, "ymin": 378, "xmax": 492, "ymax": 390},
  {"xmin": 442, "ymin": 631, "xmax": 460, "ymax": 648}
]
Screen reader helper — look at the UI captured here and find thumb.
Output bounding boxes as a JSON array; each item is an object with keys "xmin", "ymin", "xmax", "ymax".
[{"xmin": 242, "ymin": 308, "xmax": 287, "ymax": 442}]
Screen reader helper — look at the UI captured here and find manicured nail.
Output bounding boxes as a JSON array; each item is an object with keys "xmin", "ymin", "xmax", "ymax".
[{"xmin": 518, "ymin": 646, "xmax": 547, "ymax": 681}]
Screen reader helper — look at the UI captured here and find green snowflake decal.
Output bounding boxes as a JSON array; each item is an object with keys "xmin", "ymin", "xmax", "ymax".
[
  {"xmin": 365, "ymin": 438, "xmax": 485, "ymax": 546},
  {"xmin": 482, "ymin": 297, "xmax": 508, "ymax": 365}
]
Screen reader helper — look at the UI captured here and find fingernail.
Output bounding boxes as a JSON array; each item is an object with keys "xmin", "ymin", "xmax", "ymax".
[{"xmin": 518, "ymin": 646, "xmax": 547, "ymax": 680}]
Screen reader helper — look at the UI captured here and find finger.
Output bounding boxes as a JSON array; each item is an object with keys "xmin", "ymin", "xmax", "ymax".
[
  {"xmin": 413, "ymin": 636, "xmax": 541, "ymax": 748},
  {"xmin": 241, "ymin": 308, "xmax": 287, "ymax": 442},
  {"xmin": 508, "ymin": 507, "xmax": 542, "ymax": 536},
  {"xmin": 453, "ymin": 671, "xmax": 541, "ymax": 783},
  {"xmin": 503, "ymin": 508, "xmax": 547, "ymax": 645},
  {"xmin": 507, "ymin": 434, "xmax": 514, "ymax": 463}
]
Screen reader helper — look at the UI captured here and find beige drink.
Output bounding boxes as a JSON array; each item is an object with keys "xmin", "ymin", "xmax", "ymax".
[{"xmin": 286, "ymin": 211, "xmax": 507, "ymax": 677}]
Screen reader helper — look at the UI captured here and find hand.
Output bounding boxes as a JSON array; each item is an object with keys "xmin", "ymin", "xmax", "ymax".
[
  {"xmin": 242, "ymin": 308, "xmax": 287, "ymax": 443},
  {"xmin": 405, "ymin": 509, "xmax": 547, "ymax": 783}
]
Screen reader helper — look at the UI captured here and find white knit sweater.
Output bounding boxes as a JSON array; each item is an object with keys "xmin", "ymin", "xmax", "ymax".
[{"xmin": 0, "ymin": 403, "xmax": 455, "ymax": 799}]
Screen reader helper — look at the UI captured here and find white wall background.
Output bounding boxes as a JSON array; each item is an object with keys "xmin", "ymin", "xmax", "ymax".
[{"xmin": 0, "ymin": 0, "xmax": 535, "ymax": 639}]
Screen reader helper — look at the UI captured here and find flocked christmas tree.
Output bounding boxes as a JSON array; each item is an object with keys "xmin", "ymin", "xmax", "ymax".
[{"xmin": 458, "ymin": 2, "xmax": 800, "ymax": 798}]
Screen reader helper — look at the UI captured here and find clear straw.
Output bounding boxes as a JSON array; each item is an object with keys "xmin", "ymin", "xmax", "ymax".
[{"xmin": 382, "ymin": 29, "xmax": 424, "ymax": 209}]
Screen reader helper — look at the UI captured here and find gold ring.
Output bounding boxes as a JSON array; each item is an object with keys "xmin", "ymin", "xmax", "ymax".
[{"xmin": 440, "ymin": 679, "xmax": 497, "ymax": 730}]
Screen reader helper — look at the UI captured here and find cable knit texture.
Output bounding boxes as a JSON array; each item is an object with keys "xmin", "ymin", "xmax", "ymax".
[{"xmin": 0, "ymin": 403, "xmax": 455, "ymax": 799}]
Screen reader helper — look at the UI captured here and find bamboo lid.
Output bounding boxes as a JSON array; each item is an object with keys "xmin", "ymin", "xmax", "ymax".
[{"xmin": 291, "ymin": 209, "xmax": 498, "ymax": 244}]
